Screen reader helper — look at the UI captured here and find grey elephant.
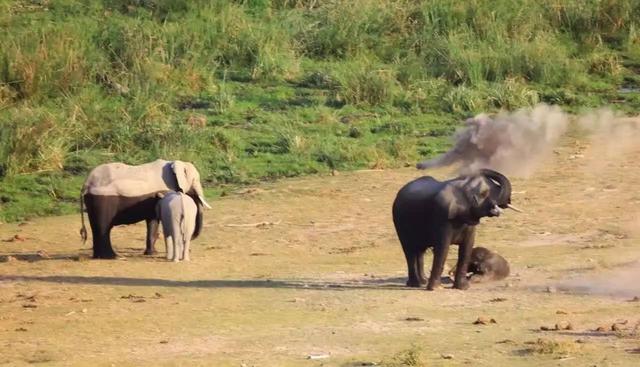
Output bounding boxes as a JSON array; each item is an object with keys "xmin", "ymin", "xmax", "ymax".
[
  {"xmin": 156, "ymin": 191, "xmax": 197, "ymax": 262},
  {"xmin": 79, "ymin": 159, "xmax": 211, "ymax": 259},
  {"xmin": 392, "ymin": 169, "xmax": 522, "ymax": 290}
]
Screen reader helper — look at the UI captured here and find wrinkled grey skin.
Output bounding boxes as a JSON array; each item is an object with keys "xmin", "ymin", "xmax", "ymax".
[
  {"xmin": 392, "ymin": 169, "xmax": 515, "ymax": 291},
  {"xmin": 450, "ymin": 246, "xmax": 510, "ymax": 282},
  {"xmin": 468, "ymin": 246, "xmax": 510, "ymax": 282},
  {"xmin": 156, "ymin": 191, "xmax": 198, "ymax": 262},
  {"xmin": 416, "ymin": 115, "xmax": 510, "ymax": 173}
]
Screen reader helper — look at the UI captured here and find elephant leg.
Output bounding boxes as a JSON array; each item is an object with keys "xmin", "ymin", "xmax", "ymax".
[
  {"xmin": 427, "ymin": 232, "xmax": 452, "ymax": 291},
  {"xmin": 183, "ymin": 238, "xmax": 191, "ymax": 262},
  {"xmin": 404, "ymin": 252, "xmax": 422, "ymax": 287},
  {"xmin": 85, "ymin": 195, "xmax": 118, "ymax": 259},
  {"xmin": 453, "ymin": 229, "xmax": 476, "ymax": 290},
  {"xmin": 165, "ymin": 236, "xmax": 174, "ymax": 261},
  {"xmin": 417, "ymin": 250, "xmax": 428, "ymax": 285},
  {"xmin": 144, "ymin": 219, "xmax": 159, "ymax": 255},
  {"xmin": 174, "ymin": 237, "xmax": 182, "ymax": 262}
]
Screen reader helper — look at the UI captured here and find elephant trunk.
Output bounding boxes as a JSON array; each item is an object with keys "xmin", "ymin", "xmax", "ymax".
[
  {"xmin": 191, "ymin": 181, "xmax": 212, "ymax": 209},
  {"xmin": 479, "ymin": 169, "xmax": 512, "ymax": 208}
]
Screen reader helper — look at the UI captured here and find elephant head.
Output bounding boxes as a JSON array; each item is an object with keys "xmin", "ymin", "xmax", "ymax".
[
  {"xmin": 455, "ymin": 168, "xmax": 522, "ymax": 224},
  {"xmin": 171, "ymin": 160, "xmax": 212, "ymax": 210},
  {"xmin": 170, "ymin": 160, "xmax": 210, "ymax": 240}
]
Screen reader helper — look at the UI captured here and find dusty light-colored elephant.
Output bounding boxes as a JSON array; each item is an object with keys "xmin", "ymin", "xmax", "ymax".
[
  {"xmin": 79, "ymin": 159, "xmax": 211, "ymax": 259},
  {"xmin": 156, "ymin": 191, "xmax": 197, "ymax": 262}
]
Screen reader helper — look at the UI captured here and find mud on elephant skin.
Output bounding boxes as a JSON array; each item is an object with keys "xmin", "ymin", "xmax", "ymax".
[
  {"xmin": 79, "ymin": 159, "xmax": 210, "ymax": 259},
  {"xmin": 392, "ymin": 169, "xmax": 522, "ymax": 291}
]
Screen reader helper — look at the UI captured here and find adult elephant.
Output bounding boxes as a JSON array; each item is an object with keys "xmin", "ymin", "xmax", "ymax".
[
  {"xmin": 79, "ymin": 159, "xmax": 211, "ymax": 259},
  {"xmin": 392, "ymin": 169, "xmax": 521, "ymax": 290}
]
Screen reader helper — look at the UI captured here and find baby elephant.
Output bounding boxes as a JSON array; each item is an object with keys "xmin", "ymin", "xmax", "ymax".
[
  {"xmin": 156, "ymin": 191, "xmax": 197, "ymax": 262},
  {"xmin": 467, "ymin": 246, "xmax": 510, "ymax": 282},
  {"xmin": 449, "ymin": 246, "xmax": 510, "ymax": 282}
]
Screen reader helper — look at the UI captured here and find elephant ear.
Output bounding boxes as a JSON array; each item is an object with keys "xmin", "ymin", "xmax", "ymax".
[
  {"xmin": 462, "ymin": 176, "xmax": 489, "ymax": 208},
  {"xmin": 171, "ymin": 161, "xmax": 189, "ymax": 193}
]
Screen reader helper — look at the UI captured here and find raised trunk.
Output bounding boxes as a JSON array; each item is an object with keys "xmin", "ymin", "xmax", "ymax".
[{"xmin": 478, "ymin": 169, "xmax": 512, "ymax": 207}]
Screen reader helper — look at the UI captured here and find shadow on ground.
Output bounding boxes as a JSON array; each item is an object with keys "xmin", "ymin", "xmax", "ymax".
[{"xmin": 0, "ymin": 274, "xmax": 419, "ymax": 291}]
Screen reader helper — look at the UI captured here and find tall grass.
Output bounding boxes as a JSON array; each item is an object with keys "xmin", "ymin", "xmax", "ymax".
[{"xmin": 1, "ymin": 0, "xmax": 639, "ymax": 220}]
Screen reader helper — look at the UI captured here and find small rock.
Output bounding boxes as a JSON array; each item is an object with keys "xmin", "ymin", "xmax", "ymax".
[
  {"xmin": 36, "ymin": 250, "xmax": 49, "ymax": 259},
  {"xmin": 405, "ymin": 317, "xmax": 424, "ymax": 322},
  {"xmin": 331, "ymin": 170, "xmax": 339, "ymax": 176},
  {"xmin": 441, "ymin": 353, "xmax": 454, "ymax": 359},
  {"xmin": 540, "ymin": 326, "xmax": 553, "ymax": 331},
  {"xmin": 15, "ymin": 327, "xmax": 27, "ymax": 332},
  {"xmin": 594, "ymin": 325, "xmax": 608, "ymax": 332},
  {"xmin": 555, "ymin": 321, "xmax": 573, "ymax": 330},
  {"xmin": 611, "ymin": 323, "xmax": 623, "ymax": 332},
  {"xmin": 307, "ymin": 353, "xmax": 330, "ymax": 360},
  {"xmin": 489, "ymin": 297, "xmax": 507, "ymax": 303},
  {"xmin": 81, "ymin": 308, "xmax": 87, "ymax": 313},
  {"xmin": 154, "ymin": 292, "xmax": 163, "ymax": 298},
  {"xmin": 473, "ymin": 316, "xmax": 497, "ymax": 325},
  {"xmin": 22, "ymin": 304, "xmax": 37, "ymax": 309},
  {"xmin": 159, "ymin": 340, "xmax": 169, "ymax": 344}
]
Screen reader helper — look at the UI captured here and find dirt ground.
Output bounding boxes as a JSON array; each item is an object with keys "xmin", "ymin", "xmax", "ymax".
[{"xmin": 2, "ymin": 133, "xmax": 640, "ymax": 366}]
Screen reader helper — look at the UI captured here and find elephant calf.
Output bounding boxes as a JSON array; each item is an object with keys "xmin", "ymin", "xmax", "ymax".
[
  {"xmin": 465, "ymin": 246, "xmax": 510, "ymax": 282},
  {"xmin": 156, "ymin": 191, "xmax": 198, "ymax": 262},
  {"xmin": 448, "ymin": 247, "xmax": 510, "ymax": 283}
]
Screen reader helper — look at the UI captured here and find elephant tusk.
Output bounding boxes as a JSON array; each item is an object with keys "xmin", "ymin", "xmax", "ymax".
[
  {"xmin": 199, "ymin": 196, "xmax": 212, "ymax": 209},
  {"xmin": 507, "ymin": 204, "xmax": 524, "ymax": 213}
]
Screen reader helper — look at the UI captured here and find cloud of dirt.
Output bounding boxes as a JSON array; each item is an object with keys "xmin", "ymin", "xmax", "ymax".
[
  {"xmin": 418, "ymin": 103, "xmax": 570, "ymax": 177},
  {"xmin": 577, "ymin": 108, "xmax": 640, "ymax": 171},
  {"xmin": 558, "ymin": 264, "xmax": 640, "ymax": 298},
  {"xmin": 420, "ymin": 104, "xmax": 640, "ymax": 179}
]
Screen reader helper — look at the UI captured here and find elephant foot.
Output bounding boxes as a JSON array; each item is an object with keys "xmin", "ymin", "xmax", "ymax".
[
  {"xmin": 453, "ymin": 280, "xmax": 470, "ymax": 290},
  {"xmin": 143, "ymin": 249, "xmax": 158, "ymax": 256},
  {"xmin": 426, "ymin": 279, "xmax": 442, "ymax": 291},
  {"xmin": 92, "ymin": 251, "xmax": 118, "ymax": 260}
]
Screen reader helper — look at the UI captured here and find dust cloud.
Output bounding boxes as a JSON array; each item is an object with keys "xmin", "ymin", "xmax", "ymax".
[
  {"xmin": 418, "ymin": 103, "xmax": 640, "ymax": 178},
  {"xmin": 417, "ymin": 103, "xmax": 570, "ymax": 177},
  {"xmin": 558, "ymin": 263, "xmax": 640, "ymax": 298}
]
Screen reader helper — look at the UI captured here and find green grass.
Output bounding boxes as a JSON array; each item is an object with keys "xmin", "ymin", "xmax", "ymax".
[{"xmin": 1, "ymin": 0, "xmax": 640, "ymax": 222}]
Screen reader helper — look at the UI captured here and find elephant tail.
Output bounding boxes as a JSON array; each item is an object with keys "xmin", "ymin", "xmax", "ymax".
[{"xmin": 79, "ymin": 191, "xmax": 87, "ymax": 244}]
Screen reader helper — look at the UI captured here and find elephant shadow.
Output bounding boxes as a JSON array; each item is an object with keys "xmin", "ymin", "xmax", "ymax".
[
  {"xmin": 0, "ymin": 274, "xmax": 456, "ymax": 291},
  {"xmin": 0, "ymin": 247, "xmax": 170, "ymax": 263}
]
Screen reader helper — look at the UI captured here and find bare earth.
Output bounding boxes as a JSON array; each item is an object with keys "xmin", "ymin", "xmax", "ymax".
[{"xmin": 2, "ymin": 135, "xmax": 640, "ymax": 366}]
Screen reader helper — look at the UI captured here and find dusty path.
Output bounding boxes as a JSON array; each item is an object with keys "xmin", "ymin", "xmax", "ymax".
[{"xmin": 1, "ymin": 133, "xmax": 640, "ymax": 366}]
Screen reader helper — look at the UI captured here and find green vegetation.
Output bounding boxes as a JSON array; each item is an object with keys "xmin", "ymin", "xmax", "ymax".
[{"xmin": 1, "ymin": 0, "xmax": 640, "ymax": 221}]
